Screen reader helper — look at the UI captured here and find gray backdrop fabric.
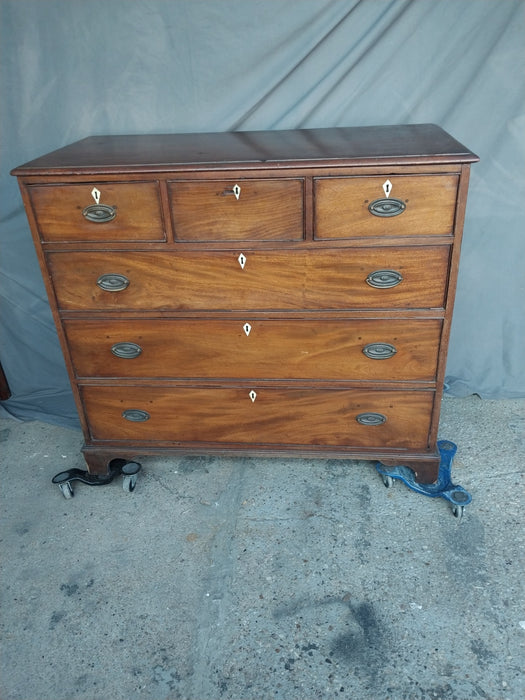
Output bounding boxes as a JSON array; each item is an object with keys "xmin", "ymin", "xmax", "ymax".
[{"xmin": 1, "ymin": 0, "xmax": 524, "ymax": 428}]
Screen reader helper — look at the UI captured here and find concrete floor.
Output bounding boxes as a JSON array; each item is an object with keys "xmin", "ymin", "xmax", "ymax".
[{"xmin": 0, "ymin": 395, "xmax": 524, "ymax": 700}]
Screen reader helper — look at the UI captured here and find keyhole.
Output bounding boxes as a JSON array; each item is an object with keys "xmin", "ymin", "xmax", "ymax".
[{"xmin": 249, "ymin": 390, "xmax": 257, "ymax": 402}]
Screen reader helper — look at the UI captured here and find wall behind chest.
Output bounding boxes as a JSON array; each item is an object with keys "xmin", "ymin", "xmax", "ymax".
[{"xmin": 1, "ymin": 0, "xmax": 524, "ymax": 425}]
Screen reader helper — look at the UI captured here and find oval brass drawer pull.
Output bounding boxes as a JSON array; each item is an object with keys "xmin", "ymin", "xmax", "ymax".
[
  {"xmin": 82, "ymin": 203, "xmax": 117, "ymax": 223},
  {"xmin": 122, "ymin": 409, "xmax": 150, "ymax": 422},
  {"xmin": 96, "ymin": 273, "xmax": 130, "ymax": 292},
  {"xmin": 366, "ymin": 269, "xmax": 403, "ymax": 289},
  {"xmin": 111, "ymin": 342, "xmax": 142, "ymax": 359},
  {"xmin": 356, "ymin": 412, "xmax": 387, "ymax": 426},
  {"xmin": 362, "ymin": 342, "xmax": 397, "ymax": 360},
  {"xmin": 368, "ymin": 197, "xmax": 406, "ymax": 217}
]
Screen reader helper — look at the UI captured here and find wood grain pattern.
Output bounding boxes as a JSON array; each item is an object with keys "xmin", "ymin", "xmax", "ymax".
[
  {"xmin": 28, "ymin": 181, "xmax": 165, "ymax": 241},
  {"xmin": 314, "ymin": 174, "xmax": 459, "ymax": 238},
  {"xmin": 169, "ymin": 179, "xmax": 304, "ymax": 241},
  {"xmin": 81, "ymin": 384, "xmax": 434, "ymax": 449},
  {"xmin": 47, "ymin": 246, "xmax": 450, "ymax": 311},
  {"xmin": 11, "ymin": 125, "xmax": 478, "ymax": 175},
  {"xmin": 64, "ymin": 318, "xmax": 442, "ymax": 381},
  {"xmin": 12, "ymin": 126, "xmax": 477, "ymax": 481}
]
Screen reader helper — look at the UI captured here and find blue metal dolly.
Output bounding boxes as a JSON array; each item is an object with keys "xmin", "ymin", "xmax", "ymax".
[{"xmin": 375, "ymin": 440, "xmax": 471, "ymax": 519}]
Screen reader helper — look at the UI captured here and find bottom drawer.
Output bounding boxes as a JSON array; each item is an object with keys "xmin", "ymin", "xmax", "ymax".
[{"xmin": 81, "ymin": 385, "xmax": 434, "ymax": 449}]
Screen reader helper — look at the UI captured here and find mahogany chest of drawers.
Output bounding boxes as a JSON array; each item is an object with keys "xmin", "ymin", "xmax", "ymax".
[{"xmin": 12, "ymin": 125, "xmax": 478, "ymax": 487}]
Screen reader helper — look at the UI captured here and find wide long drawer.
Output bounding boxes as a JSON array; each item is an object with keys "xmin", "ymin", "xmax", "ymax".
[
  {"xmin": 81, "ymin": 385, "xmax": 434, "ymax": 449},
  {"xmin": 48, "ymin": 246, "xmax": 450, "ymax": 311},
  {"xmin": 314, "ymin": 174, "xmax": 459, "ymax": 239},
  {"xmin": 65, "ymin": 318, "xmax": 442, "ymax": 381},
  {"xmin": 27, "ymin": 181, "xmax": 165, "ymax": 242}
]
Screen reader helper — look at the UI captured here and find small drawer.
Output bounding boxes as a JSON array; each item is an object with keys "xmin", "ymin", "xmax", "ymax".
[
  {"xmin": 65, "ymin": 318, "xmax": 442, "ymax": 382},
  {"xmin": 314, "ymin": 174, "xmax": 459, "ymax": 239},
  {"xmin": 81, "ymin": 385, "xmax": 434, "ymax": 449},
  {"xmin": 47, "ymin": 245, "xmax": 450, "ymax": 311},
  {"xmin": 27, "ymin": 181, "xmax": 165, "ymax": 242},
  {"xmin": 168, "ymin": 179, "xmax": 304, "ymax": 241}
]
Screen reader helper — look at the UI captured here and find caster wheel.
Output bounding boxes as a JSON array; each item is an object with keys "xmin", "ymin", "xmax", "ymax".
[
  {"xmin": 58, "ymin": 481, "xmax": 74, "ymax": 499},
  {"xmin": 382, "ymin": 475, "xmax": 394, "ymax": 488},
  {"xmin": 123, "ymin": 474, "xmax": 138, "ymax": 492},
  {"xmin": 52, "ymin": 472, "xmax": 75, "ymax": 499},
  {"xmin": 452, "ymin": 504, "xmax": 465, "ymax": 520},
  {"xmin": 121, "ymin": 461, "xmax": 141, "ymax": 493}
]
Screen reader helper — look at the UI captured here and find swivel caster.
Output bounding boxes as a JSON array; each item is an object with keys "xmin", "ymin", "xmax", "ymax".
[
  {"xmin": 382, "ymin": 475, "xmax": 394, "ymax": 489},
  {"xmin": 52, "ymin": 471, "xmax": 75, "ymax": 498},
  {"xmin": 452, "ymin": 504, "xmax": 465, "ymax": 520},
  {"xmin": 121, "ymin": 461, "xmax": 141, "ymax": 492},
  {"xmin": 449, "ymin": 488, "xmax": 470, "ymax": 520}
]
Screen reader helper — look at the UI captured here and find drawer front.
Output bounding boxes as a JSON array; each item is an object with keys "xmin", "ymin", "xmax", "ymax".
[
  {"xmin": 27, "ymin": 182, "xmax": 165, "ymax": 241},
  {"xmin": 48, "ymin": 246, "xmax": 449, "ymax": 311},
  {"xmin": 314, "ymin": 175, "xmax": 458, "ymax": 239},
  {"xmin": 82, "ymin": 385, "xmax": 434, "ymax": 449},
  {"xmin": 168, "ymin": 179, "xmax": 304, "ymax": 241},
  {"xmin": 65, "ymin": 318, "xmax": 442, "ymax": 381}
]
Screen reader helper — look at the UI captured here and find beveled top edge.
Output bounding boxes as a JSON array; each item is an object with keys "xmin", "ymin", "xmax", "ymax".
[{"xmin": 11, "ymin": 124, "xmax": 479, "ymax": 175}]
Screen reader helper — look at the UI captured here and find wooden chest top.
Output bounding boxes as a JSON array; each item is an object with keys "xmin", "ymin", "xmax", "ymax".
[{"xmin": 11, "ymin": 124, "xmax": 478, "ymax": 175}]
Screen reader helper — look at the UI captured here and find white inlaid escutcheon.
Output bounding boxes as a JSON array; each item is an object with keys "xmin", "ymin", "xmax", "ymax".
[
  {"xmin": 382, "ymin": 179, "xmax": 392, "ymax": 198},
  {"xmin": 249, "ymin": 390, "xmax": 257, "ymax": 402},
  {"xmin": 238, "ymin": 253, "xmax": 247, "ymax": 269},
  {"xmin": 91, "ymin": 187, "xmax": 101, "ymax": 204},
  {"xmin": 233, "ymin": 184, "xmax": 241, "ymax": 200},
  {"xmin": 243, "ymin": 322, "xmax": 252, "ymax": 337}
]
